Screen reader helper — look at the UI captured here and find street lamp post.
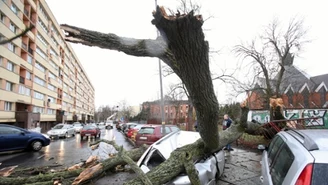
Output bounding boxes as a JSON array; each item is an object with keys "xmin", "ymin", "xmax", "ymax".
[{"xmin": 154, "ymin": 0, "xmax": 166, "ymax": 134}]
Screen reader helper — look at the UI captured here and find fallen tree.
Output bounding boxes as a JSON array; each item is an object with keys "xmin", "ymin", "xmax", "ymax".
[{"xmin": 0, "ymin": 5, "xmax": 275, "ymax": 185}]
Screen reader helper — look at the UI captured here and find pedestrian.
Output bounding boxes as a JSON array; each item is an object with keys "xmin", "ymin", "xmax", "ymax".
[{"xmin": 223, "ymin": 114, "xmax": 233, "ymax": 151}]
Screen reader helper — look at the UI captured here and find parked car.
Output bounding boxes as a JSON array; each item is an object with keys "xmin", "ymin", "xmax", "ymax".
[
  {"xmin": 127, "ymin": 124, "xmax": 145, "ymax": 139},
  {"xmin": 137, "ymin": 130, "xmax": 225, "ymax": 184},
  {"xmin": 260, "ymin": 129, "xmax": 328, "ymax": 185},
  {"xmin": 0, "ymin": 124, "xmax": 50, "ymax": 152},
  {"xmin": 123, "ymin": 123, "xmax": 138, "ymax": 135},
  {"xmin": 80, "ymin": 125, "xmax": 101, "ymax": 139},
  {"xmin": 47, "ymin": 123, "xmax": 75, "ymax": 138},
  {"xmin": 116, "ymin": 122, "xmax": 124, "ymax": 130},
  {"xmin": 72, "ymin": 122, "xmax": 84, "ymax": 133},
  {"xmin": 105, "ymin": 120, "xmax": 114, "ymax": 129},
  {"xmin": 135, "ymin": 124, "xmax": 180, "ymax": 147}
]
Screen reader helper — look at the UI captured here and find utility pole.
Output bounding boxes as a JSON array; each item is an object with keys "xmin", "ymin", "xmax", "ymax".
[{"xmin": 155, "ymin": 0, "xmax": 166, "ymax": 134}]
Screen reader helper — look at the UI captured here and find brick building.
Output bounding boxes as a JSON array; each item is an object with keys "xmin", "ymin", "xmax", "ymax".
[{"xmin": 141, "ymin": 97, "xmax": 194, "ymax": 124}]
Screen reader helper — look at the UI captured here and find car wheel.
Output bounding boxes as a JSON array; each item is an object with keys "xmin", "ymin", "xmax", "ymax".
[
  {"xmin": 31, "ymin": 140, "xmax": 43, "ymax": 151},
  {"xmin": 72, "ymin": 131, "xmax": 75, "ymax": 136}
]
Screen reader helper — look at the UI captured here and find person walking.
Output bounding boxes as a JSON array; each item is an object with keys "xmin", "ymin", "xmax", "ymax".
[{"xmin": 223, "ymin": 114, "xmax": 233, "ymax": 151}]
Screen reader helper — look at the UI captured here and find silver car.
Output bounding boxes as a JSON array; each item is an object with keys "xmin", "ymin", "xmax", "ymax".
[
  {"xmin": 137, "ymin": 130, "xmax": 225, "ymax": 185},
  {"xmin": 47, "ymin": 124, "xmax": 75, "ymax": 138},
  {"xmin": 72, "ymin": 122, "xmax": 84, "ymax": 133},
  {"xmin": 260, "ymin": 129, "xmax": 328, "ymax": 185}
]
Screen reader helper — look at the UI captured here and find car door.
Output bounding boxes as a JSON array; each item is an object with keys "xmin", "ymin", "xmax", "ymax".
[
  {"xmin": 0, "ymin": 127, "xmax": 29, "ymax": 151},
  {"xmin": 261, "ymin": 134, "xmax": 285, "ymax": 185}
]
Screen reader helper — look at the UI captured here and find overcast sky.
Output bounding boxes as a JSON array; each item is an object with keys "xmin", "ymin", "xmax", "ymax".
[{"xmin": 45, "ymin": 0, "xmax": 328, "ymax": 108}]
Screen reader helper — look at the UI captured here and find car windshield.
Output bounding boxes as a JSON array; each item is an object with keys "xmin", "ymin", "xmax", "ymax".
[
  {"xmin": 138, "ymin": 127, "xmax": 155, "ymax": 134},
  {"xmin": 53, "ymin": 125, "xmax": 64, "ymax": 129},
  {"xmin": 73, "ymin": 123, "xmax": 82, "ymax": 127},
  {"xmin": 83, "ymin": 125, "xmax": 96, "ymax": 130}
]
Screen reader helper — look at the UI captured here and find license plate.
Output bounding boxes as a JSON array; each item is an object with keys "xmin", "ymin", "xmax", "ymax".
[
  {"xmin": 86, "ymin": 134, "xmax": 91, "ymax": 136},
  {"xmin": 140, "ymin": 136, "xmax": 147, "ymax": 140}
]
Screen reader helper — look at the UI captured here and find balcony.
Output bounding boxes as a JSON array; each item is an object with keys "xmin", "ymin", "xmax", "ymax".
[{"xmin": 19, "ymin": 76, "xmax": 25, "ymax": 84}]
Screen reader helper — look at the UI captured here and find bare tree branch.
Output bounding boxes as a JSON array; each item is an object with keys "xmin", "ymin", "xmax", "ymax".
[{"xmin": 0, "ymin": 25, "xmax": 34, "ymax": 45}]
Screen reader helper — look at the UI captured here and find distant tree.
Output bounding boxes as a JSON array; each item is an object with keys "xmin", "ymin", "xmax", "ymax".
[{"xmin": 233, "ymin": 18, "xmax": 308, "ymax": 120}]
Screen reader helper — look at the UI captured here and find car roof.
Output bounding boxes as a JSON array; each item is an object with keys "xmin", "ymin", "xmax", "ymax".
[{"xmin": 286, "ymin": 129, "xmax": 328, "ymax": 151}]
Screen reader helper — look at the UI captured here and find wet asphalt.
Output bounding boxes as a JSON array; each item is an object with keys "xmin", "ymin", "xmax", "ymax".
[{"xmin": 0, "ymin": 127, "xmax": 133, "ymax": 169}]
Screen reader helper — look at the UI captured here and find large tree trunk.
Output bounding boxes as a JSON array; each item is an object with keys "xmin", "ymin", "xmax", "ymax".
[{"xmin": 62, "ymin": 6, "xmax": 219, "ymax": 150}]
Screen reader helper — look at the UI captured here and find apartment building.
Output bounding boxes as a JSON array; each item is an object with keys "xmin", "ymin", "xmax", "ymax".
[{"xmin": 0, "ymin": 0, "xmax": 95, "ymax": 131}]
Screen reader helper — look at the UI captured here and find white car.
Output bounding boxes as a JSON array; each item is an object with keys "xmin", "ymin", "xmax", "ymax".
[
  {"xmin": 72, "ymin": 122, "xmax": 84, "ymax": 133},
  {"xmin": 105, "ymin": 120, "xmax": 114, "ymax": 129},
  {"xmin": 137, "ymin": 130, "xmax": 225, "ymax": 185},
  {"xmin": 47, "ymin": 124, "xmax": 75, "ymax": 138}
]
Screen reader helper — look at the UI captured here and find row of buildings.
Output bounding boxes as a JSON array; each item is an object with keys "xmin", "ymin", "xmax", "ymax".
[{"xmin": 0, "ymin": 0, "xmax": 95, "ymax": 131}]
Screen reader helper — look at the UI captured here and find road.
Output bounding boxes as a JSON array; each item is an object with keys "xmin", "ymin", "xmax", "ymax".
[{"xmin": 0, "ymin": 127, "xmax": 133, "ymax": 169}]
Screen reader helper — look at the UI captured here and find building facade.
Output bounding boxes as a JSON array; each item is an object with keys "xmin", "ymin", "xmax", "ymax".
[
  {"xmin": 142, "ymin": 98, "xmax": 194, "ymax": 124},
  {"xmin": 0, "ymin": 0, "xmax": 95, "ymax": 131}
]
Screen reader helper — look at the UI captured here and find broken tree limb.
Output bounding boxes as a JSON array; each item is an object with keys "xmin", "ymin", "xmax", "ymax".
[
  {"xmin": 60, "ymin": 24, "xmax": 167, "ymax": 58},
  {"xmin": 182, "ymin": 152, "xmax": 201, "ymax": 185},
  {"xmin": 71, "ymin": 141, "xmax": 149, "ymax": 185},
  {"xmin": 117, "ymin": 146, "xmax": 152, "ymax": 185},
  {"xmin": 0, "ymin": 169, "xmax": 83, "ymax": 185}
]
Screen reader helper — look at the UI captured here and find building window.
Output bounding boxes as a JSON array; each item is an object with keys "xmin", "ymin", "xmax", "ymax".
[
  {"xmin": 9, "ymin": 22, "xmax": 16, "ymax": 33},
  {"xmin": 47, "ymin": 108, "xmax": 55, "ymax": 115},
  {"xmin": 37, "ymin": 33, "xmax": 48, "ymax": 46},
  {"xmin": 302, "ymin": 88, "xmax": 310, "ymax": 108},
  {"xmin": 50, "ymin": 48, "xmax": 57, "ymax": 57},
  {"xmin": 34, "ymin": 76, "xmax": 45, "ymax": 86},
  {"xmin": 48, "ymin": 72, "xmax": 55, "ymax": 79},
  {"xmin": 48, "ymin": 96, "xmax": 55, "ymax": 103},
  {"xmin": 5, "ymin": 81, "xmax": 13, "ymax": 91},
  {"xmin": 7, "ymin": 61, "xmax": 14, "ymax": 71},
  {"xmin": 48, "ymin": 84, "xmax": 55, "ymax": 91},
  {"xmin": 26, "ymin": 71, "xmax": 31, "ymax": 80},
  {"xmin": 36, "ymin": 47, "xmax": 47, "ymax": 59},
  {"xmin": 0, "ymin": 12, "xmax": 5, "ymax": 23},
  {"xmin": 319, "ymin": 87, "xmax": 327, "ymax": 107},
  {"xmin": 4, "ymin": 102, "xmax": 12, "ymax": 111},
  {"xmin": 35, "ymin": 61, "xmax": 45, "ymax": 72},
  {"xmin": 8, "ymin": 42, "xmax": 16, "ymax": 52},
  {"xmin": 27, "ymin": 55, "xmax": 33, "ymax": 64},
  {"xmin": 49, "ymin": 60, "xmax": 58, "ymax": 70},
  {"xmin": 34, "ymin": 91, "xmax": 44, "ymax": 100},
  {"xmin": 286, "ymin": 89, "xmax": 293, "ymax": 106},
  {"xmin": 32, "ymin": 106, "xmax": 44, "ymax": 113},
  {"xmin": 10, "ymin": 3, "xmax": 18, "ymax": 15},
  {"xmin": 19, "ymin": 85, "xmax": 31, "ymax": 96},
  {"xmin": 0, "ymin": 56, "xmax": 2, "ymax": 66},
  {"xmin": 38, "ymin": 18, "xmax": 48, "ymax": 33}
]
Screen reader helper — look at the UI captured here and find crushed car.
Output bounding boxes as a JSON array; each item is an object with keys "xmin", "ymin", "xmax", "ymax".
[{"xmin": 137, "ymin": 130, "xmax": 225, "ymax": 185}]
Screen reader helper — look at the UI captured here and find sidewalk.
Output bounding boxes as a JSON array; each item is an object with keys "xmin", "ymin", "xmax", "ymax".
[{"xmin": 218, "ymin": 145, "xmax": 262, "ymax": 185}]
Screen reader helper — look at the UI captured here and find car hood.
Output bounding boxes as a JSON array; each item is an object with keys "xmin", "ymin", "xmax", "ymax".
[{"xmin": 152, "ymin": 131, "xmax": 201, "ymax": 159}]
